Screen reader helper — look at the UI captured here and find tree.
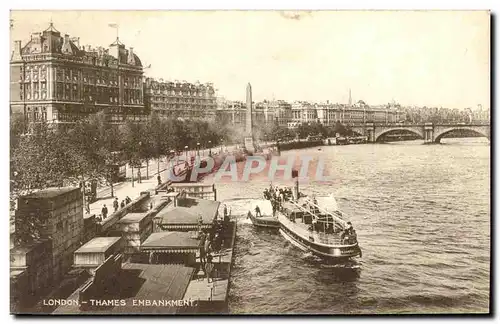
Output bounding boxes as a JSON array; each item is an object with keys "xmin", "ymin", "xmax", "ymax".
[
  {"xmin": 67, "ymin": 111, "xmax": 122, "ymax": 197},
  {"xmin": 120, "ymin": 119, "xmax": 148, "ymax": 186},
  {"xmin": 11, "ymin": 122, "xmax": 78, "ymax": 245},
  {"xmin": 145, "ymin": 114, "xmax": 168, "ymax": 176}
]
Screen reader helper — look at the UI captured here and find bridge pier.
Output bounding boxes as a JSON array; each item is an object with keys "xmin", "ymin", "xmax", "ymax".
[
  {"xmin": 424, "ymin": 123, "xmax": 434, "ymax": 143},
  {"xmin": 365, "ymin": 123, "xmax": 375, "ymax": 143}
]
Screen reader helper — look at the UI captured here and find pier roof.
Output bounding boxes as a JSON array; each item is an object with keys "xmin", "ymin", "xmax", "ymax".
[
  {"xmin": 141, "ymin": 231, "xmax": 201, "ymax": 250},
  {"xmin": 52, "ymin": 263, "xmax": 195, "ymax": 314},
  {"xmin": 155, "ymin": 197, "xmax": 220, "ymax": 225},
  {"xmin": 74, "ymin": 237, "xmax": 121, "ymax": 253}
]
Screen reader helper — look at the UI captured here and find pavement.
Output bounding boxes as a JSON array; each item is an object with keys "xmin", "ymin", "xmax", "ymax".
[
  {"xmin": 87, "ymin": 147, "xmax": 235, "ymax": 219},
  {"xmin": 87, "ymin": 157, "xmax": 175, "ymax": 219}
]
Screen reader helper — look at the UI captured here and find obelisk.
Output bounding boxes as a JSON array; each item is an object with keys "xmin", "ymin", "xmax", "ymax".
[
  {"xmin": 246, "ymin": 83, "xmax": 253, "ymax": 135},
  {"xmin": 244, "ymin": 83, "xmax": 256, "ymax": 153}
]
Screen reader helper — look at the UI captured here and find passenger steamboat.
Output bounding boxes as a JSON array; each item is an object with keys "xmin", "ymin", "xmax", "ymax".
[{"xmin": 248, "ymin": 174, "xmax": 362, "ymax": 261}]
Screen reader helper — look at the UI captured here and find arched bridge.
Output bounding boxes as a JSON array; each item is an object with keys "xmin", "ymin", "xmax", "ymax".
[{"xmin": 351, "ymin": 123, "xmax": 490, "ymax": 143}]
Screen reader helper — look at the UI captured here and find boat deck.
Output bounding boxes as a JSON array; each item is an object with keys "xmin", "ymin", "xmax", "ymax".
[{"xmin": 278, "ymin": 212, "xmax": 344, "ymax": 246}]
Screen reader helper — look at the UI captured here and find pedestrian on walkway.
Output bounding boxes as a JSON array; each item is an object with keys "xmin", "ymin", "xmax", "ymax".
[
  {"xmin": 102, "ymin": 205, "xmax": 108, "ymax": 219},
  {"xmin": 157, "ymin": 175, "xmax": 162, "ymax": 186},
  {"xmin": 85, "ymin": 198, "xmax": 90, "ymax": 214},
  {"xmin": 120, "ymin": 200, "xmax": 125, "ymax": 209},
  {"xmin": 113, "ymin": 198, "xmax": 119, "ymax": 212},
  {"xmin": 125, "ymin": 196, "xmax": 131, "ymax": 205},
  {"xmin": 138, "ymin": 170, "xmax": 142, "ymax": 183}
]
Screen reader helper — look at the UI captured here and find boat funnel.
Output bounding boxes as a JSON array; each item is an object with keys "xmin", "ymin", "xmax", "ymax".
[{"xmin": 292, "ymin": 169, "xmax": 299, "ymax": 200}]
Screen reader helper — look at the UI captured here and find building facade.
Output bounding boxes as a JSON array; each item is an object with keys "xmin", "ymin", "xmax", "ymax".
[
  {"xmin": 257, "ymin": 100, "xmax": 292, "ymax": 127},
  {"xmin": 10, "ymin": 23, "xmax": 145, "ymax": 124},
  {"xmin": 144, "ymin": 78, "xmax": 216, "ymax": 120},
  {"xmin": 289, "ymin": 100, "xmax": 403, "ymax": 127}
]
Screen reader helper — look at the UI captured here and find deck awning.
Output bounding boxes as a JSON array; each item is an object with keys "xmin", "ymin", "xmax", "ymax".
[
  {"xmin": 141, "ymin": 248, "xmax": 199, "ymax": 254},
  {"xmin": 158, "ymin": 224, "xmax": 211, "ymax": 230}
]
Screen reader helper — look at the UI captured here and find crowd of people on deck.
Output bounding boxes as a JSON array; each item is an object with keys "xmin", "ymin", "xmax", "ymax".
[
  {"xmin": 341, "ymin": 221, "xmax": 358, "ymax": 245},
  {"xmin": 262, "ymin": 184, "xmax": 294, "ymax": 217}
]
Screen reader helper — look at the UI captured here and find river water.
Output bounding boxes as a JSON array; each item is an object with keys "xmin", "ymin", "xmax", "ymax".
[{"xmin": 205, "ymin": 138, "xmax": 490, "ymax": 314}]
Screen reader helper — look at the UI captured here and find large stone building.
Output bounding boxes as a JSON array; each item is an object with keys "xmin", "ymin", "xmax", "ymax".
[
  {"xmin": 10, "ymin": 23, "xmax": 146, "ymax": 124},
  {"xmin": 256, "ymin": 100, "xmax": 292, "ymax": 127},
  {"xmin": 289, "ymin": 100, "xmax": 403, "ymax": 127},
  {"xmin": 215, "ymin": 99, "xmax": 247, "ymax": 128},
  {"xmin": 144, "ymin": 78, "xmax": 216, "ymax": 120}
]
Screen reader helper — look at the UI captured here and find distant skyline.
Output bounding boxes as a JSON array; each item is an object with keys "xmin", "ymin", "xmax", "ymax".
[{"xmin": 10, "ymin": 10, "xmax": 490, "ymax": 109}]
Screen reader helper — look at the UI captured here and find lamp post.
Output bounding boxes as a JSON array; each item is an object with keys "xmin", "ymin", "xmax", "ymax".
[
  {"xmin": 185, "ymin": 145, "xmax": 188, "ymax": 158},
  {"xmin": 197, "ymin": 142, "xmax": 200, "ymax": 156},
  {"xmin": 208, "ymin": 140, "xmax": 212, "ymax": 156}
]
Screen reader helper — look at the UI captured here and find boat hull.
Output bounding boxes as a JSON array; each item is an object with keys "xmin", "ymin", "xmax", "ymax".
[{"xmin": 278, "ymin": 213, "xmax": 361, "ymax": 261}]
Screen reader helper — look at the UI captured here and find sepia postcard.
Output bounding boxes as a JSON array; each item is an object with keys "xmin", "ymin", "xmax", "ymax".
[{"xmin": 9, "ymin": 10, "xmax": 491, "ymax": 315}]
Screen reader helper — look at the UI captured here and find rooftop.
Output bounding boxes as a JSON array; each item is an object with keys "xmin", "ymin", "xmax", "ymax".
[
  {"xmin": 74, "ymin": 237, "xmax": 121, "ymax": 254},
  {"xmin": 141, "ymin": 231, "xmax": 200, "ymax": 249},
  {"xmin": 22, "ymin": 187, "xmax": 78, "ymax": 199},
  {"xmin": 155, "ymin": 198, "xmax": 220, "ymax": 225},
  {"xmin": 117, "ymin": 212, "xmax": 149, "ymax": 224},
  {"xmin": 53, "ymin": 263, "xmax": 195, "ymax": 314}
]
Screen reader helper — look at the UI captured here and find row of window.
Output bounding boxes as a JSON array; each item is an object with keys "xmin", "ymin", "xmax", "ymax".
[
  {"xmin": 150, "ymin": 96, "xmax": 215, "ymax": 103},
  {"xmin": 150, "ymin": 90, "xmax": 214, "ymax": 97}
]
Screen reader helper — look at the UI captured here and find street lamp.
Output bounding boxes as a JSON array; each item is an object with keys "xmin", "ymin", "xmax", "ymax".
[
  {"xmin": 184, "ymin": 145, "xmax": 188, "ymax": 158},
  {"xmin": 208, "ymin": 140, "xmax": 212, "ymax": 156},
  {"xmin": 197, "ymin": 142, "xmax": 200, "ymax": 156}
]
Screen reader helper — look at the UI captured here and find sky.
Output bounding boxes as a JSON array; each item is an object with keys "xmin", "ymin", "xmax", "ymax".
[{"xmin": 10, "ymin": 10, "xmax": 490, "ymax": 108}]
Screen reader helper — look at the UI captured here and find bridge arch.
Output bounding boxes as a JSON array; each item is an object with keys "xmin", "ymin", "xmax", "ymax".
[
  {"xmin": 374, "ymin": 127, "xmax": 424, "ymax": 142},
  {"xmin": 434, "ymin": 126, "xmax": 490, "ymax": 143}
]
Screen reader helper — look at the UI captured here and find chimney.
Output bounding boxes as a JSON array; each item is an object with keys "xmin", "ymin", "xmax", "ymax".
[
  {"xmin": 127, "ymin": 47, "xmax": 135, "ymax": 65},
  {"xmin": 61, "ymin": 34, "xmax": 72, "ymax": 54},
  {"xmin": 12, "ymin": 40, "xmax": 22, "ymax": 61}
]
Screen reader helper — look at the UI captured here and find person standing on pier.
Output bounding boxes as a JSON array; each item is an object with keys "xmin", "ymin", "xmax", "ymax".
[
  {"xmin": 199, "ymin": 230, "xmax": 208, "ymax": 266},
  {"xmin": 120, "ymin": 200, "xmax": 125, "ymax": 209},
  {"xmin": 205, "ymin": 254, "xmax": 214, "ymax": 283},
  {"xmin": 197, "ymin": 214, "xmax": 203, "ymax": 233},
  {"xmin": 125, "ymin": 196, "xmax": 132, "ymax": 205},
  {"xmin": 157, "ymin": 175, "xmax": 162, "ymax": 186},
  {"xmin": 255, "ymin": 205, "xmax": 262, "ymax": 217}
]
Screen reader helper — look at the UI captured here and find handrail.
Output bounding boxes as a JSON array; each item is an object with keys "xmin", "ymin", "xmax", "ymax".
[
  {"xmin": 289, "ymin": 200, "xmax": 346, "ymax": 228},
  {"xmin": 305, "ymin": 200, "xmax": 347, "ymax": 224}
]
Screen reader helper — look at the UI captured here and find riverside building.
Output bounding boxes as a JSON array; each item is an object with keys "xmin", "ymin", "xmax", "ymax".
[
  {"xmin": 144, "ymin": 78, "xmax": 217, "ymax": 120},
  {"xmin": 10, "ymin": 23, "xmax": 146, "ymax": 124}
]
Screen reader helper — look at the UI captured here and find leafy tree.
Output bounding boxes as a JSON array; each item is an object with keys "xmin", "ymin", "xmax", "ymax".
[
  {"xmin": 11, "ymin": 122, "xmax": 77, "ymax": 245},
  {"xmin": 120, "ymin": 119, "xmax": 148, "ymax": 186},
  {"xmin": 67, "ymin": 111, "xmax": 122, "ymax": 197}
]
